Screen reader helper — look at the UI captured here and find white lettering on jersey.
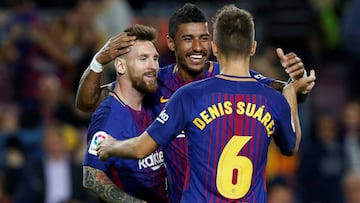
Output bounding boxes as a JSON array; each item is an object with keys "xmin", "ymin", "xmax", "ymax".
[
  {"xmin": 88, "ymin": 131, "xmax": 108, "ymax": 156},
  {"xmin": 253, "ymin": 73, "xmax": 267, "ymax": 80},
  {"xmin": 156, "ymin": 109, "xmax": 169, "ymax": 124},
  {"xmin": 138, "ymin": 151, "xmax": 164, "ymax": 170},
  {"xmin": 176, "ymin": 130, "xmax": 186, "ymax": 138}
]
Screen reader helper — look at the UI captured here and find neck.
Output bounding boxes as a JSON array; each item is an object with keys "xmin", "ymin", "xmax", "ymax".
[
  {"xmin": 218, "ymin": 55, "xmax": 251, "ymax": 77},
  {"xmin": 114, "ymin": 79, "xmax": 144, "ymax": 111}
]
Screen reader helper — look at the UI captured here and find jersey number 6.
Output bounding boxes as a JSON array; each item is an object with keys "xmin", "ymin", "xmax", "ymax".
[{"xmin": 216, "ymin": 136, "xmax": 253, "ymax": 199}]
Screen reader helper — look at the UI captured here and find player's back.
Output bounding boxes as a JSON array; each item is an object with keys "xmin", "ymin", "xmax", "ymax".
[{"xmin": 179, "ymin": 74, "xmax": 296, "ymax": 202}]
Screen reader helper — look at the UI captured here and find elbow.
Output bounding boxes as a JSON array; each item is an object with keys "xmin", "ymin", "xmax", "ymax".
[
  {"xmin": 281, "ymin": 148, "xmax": 297, "ymax": 156},
  {"xmin": 281, "ymin": 143, "xmax": 300, "ymax": 157},
  {"xmin": 75, "ymin": 97, "xmax": 96, "ymax": 112}
]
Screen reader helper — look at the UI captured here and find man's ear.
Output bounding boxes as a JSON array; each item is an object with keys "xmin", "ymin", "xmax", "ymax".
[
  {"xmin": 114, "ymin": 57, "xmax": 126, "ymax": 75},
  {"xmin": 166, "ymin": 35, "xmax": 175, "ymax": 51},
  {"xmin": 250, "ymin": 41, "xmax": 257, "ymax": 56},
  {"xmin": 212, "ymin": 41, "xmax": 219, "ymax": 57}
]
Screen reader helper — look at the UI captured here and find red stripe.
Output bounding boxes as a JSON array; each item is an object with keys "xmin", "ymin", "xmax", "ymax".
[{"xmin": 110, "ymin": 165, "xmax": 123, "ymax": 189}]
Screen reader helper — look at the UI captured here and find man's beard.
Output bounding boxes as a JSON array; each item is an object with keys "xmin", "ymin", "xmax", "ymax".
[{"xmin": 131, "ymin": 74, "xmax": 158, "ymax": 93}]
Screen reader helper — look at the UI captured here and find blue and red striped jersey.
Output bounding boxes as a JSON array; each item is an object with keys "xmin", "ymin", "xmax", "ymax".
[
  {"xmin": 144, "ymin": 62, "xmax": 275, "ymax": 203},
  {"xmin": 147, "ymin": 74, "xmax": 295, "ymax": 203},
  {"xmin": 83, "ymin": 95, "xmax": 168, "ymax": 203}
]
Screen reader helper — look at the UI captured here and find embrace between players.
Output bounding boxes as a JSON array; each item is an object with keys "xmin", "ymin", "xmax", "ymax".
[{"xmin": 78, "ymin": 3, "xmax": 316, "ymax": 203}]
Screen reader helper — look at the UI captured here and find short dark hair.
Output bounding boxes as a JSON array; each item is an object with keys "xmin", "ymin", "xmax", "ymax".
[
  {"xmin": 125, "ymin": 24, "xmax": 158, "ymax": 43},
  {"xmin": 168, "ymin": 3, "xmax": 208, "ymax": 38},
  {"xmin": 213, "ymin": 5, "xmax": 254, "ymax": 56}
]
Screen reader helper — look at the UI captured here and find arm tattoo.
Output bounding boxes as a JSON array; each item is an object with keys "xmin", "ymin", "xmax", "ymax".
[{"xmin": 83, "ymin": 166, "xmax": 144, "ymax": 203}]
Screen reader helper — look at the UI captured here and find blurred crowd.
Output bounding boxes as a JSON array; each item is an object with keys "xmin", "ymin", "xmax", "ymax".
[{"xmin": 0, "ymin": 0, "xmax": 359, "ymax": 203}]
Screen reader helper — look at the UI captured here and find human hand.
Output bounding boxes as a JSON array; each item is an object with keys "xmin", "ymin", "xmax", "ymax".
[
  {"xmin": 285, "ymin": 69, "xmax": 316, "ymax": 95},
  {"xmin": 96, "ymin": 134, "xmax": 117, "ymax": 161},
  {"xmin": 96, "ymin": 32, "xmax": 136, "ymax": 65},
  {"xmin": 276, "ymin": 48, "xmax": 305, "ymax": 80}
]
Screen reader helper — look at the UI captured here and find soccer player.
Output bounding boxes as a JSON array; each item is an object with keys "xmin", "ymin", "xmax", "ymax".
[
  {"xmin": 82, "ymin": 24, "xmax": 167, "ymax": 203},
  {"xmin": 76, "ymin": 4, "xmax": 312, "ymax": 203},
  {"xmin": 96, "ymin": 5, "xmax": 316, "ymax": 202}
]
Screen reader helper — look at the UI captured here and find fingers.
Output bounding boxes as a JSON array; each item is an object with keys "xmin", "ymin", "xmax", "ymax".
[
  {"xmin": 276, "ymin": 48, "xmax": 288, "ymax": 67},
  {"xmin": 286, "ymin": 61, "xmax": 304, "ymax": 79},
  {"xmin": 309, "ymin": 69, "xmax": 316, "ymax": 78},
  {"xmin": 108, "ymin": 33, "xmax": 136, "ymax": 57},
  {"xmin": 96, "ymin": 33, "xmax": 136, "ymax": 64},
  {"xmin": 278, "ymin": 49, "xmax": 305, "ymax": 79}
]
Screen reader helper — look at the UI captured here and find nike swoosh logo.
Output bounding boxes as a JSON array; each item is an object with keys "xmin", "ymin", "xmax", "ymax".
[{"xmin": 160, "ymin": 96, "xmax": 169, "ymax": 104}]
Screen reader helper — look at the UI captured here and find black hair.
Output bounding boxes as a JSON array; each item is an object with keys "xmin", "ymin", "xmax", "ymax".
[{"xmin": 168, "ymin": 3, "xmax": 208, "ymax": 38}]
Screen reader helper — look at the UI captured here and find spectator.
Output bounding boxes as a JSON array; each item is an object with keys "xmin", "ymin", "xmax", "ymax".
[
  {"xmin": 342, "ymin": 170, "xmax": 360, "ymax": 203},
  {"xmin": 297, "ymin": 113, "xmax": 346, "ymax": 203},
  {"xmin": 24, "ymin": 122, "xmax": 99, "ymax": 203}
]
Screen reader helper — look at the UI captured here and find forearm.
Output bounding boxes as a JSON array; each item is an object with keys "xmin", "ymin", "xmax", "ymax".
[
  {"xmin": 110, "ymin": 136, "xmax": 151, "ymax": 159},
  {"xmin": 75, "ymin": 67, "xmax": 104, "ymax": 112},
  {"xmin": 98, "ymin": 132, "xmax": 159, "ymax": 161},
  {"xmin": 83, "ymin": 166, "xmax": 144, "ymax": 203},
  {"xmin": 282, "ymin": 86, "xmax": 301, "ymax": 154},
  {"xmin": 269, "ymin": 80, "xmax": 308, "ymax": 103}
]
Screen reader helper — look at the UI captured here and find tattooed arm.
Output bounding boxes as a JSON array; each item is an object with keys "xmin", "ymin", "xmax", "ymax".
[{"xmin": 83, "ymin": 166, "xmax": 145, "ymax": 203}]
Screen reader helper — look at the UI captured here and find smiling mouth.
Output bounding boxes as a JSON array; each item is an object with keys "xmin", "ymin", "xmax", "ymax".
[{"xmin": 188, "ymin": 54, "xmax": 206, "ymax": 63}]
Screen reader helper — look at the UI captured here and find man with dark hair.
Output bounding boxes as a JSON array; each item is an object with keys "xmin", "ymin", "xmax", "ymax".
[
  {"xmin": 76, "ymin": 3, "xmax": 312, "ymax": 203},
  {"xmin": 96, "ymin": 5, "xmax": 316, "ymax": 202},
  {"xmin": 82, "ymin": 24, "xmax": 167, "ymax": 203}
]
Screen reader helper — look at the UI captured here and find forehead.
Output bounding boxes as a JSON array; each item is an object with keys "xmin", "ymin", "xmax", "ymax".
[
  {"xmin": 175, "ymin": 22, "xmax": 210, "ymax": 37},
  {"xmin": 128, "ymin": 40, "xmax": 158, "ymax": 56}
]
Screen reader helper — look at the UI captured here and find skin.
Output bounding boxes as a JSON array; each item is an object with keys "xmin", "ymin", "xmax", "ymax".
[
  {"xmin": 83, "ymin": 166, "xmax": 145, "ymax": 203},
  {"xmin": 166, "ymin": 22, "xmax": 211, "ymax": 80},
  {"xmin": 96, "ymin": 41, "xmax": 316, "ymax": 162},
  {"xmin": 75, "ymin": 23, "xmax": 309, "ymax": 112}
]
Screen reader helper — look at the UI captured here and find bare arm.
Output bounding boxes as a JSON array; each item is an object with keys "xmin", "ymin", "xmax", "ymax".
[
  {"xmin": 75, "ymin": 68, "xmax": 111, "ymax": 112},
  {"xmin": 282, "ymin": 69, "xmax": 316, "ymax": 155},
  {"xmin": 270, "ymin": 48, "xmax": 314, "ymax": 103},
  {"xmin": 75, "ymin": 32, "xmax": 136, "ymax": 112},
  {"xmin": 97, "ymin": 132, "xmax": 159, "ymax": 161},
  {"xmin": 83, "ymin": 166, "xmax": 145, "ymax": 203}
]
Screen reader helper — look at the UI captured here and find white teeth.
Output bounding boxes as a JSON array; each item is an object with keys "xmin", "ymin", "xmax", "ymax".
[{"xmin": 190, "ymin": 55, "xmax": 202, "ymax": 59}]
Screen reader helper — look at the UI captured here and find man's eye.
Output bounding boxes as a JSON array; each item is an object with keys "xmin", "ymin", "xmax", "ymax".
[{"xmin": 201, "ymin": 36, "xmax": 210, "ymax": 41}]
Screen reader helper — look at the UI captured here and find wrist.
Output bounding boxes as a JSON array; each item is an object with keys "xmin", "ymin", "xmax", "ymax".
[{"xmin": 89, "ymin": 55, "xmax": 104, "ymax": 73}]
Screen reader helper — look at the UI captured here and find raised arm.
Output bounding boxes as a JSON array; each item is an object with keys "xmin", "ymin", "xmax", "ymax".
[
  {"xmin": 75, "ymin": 33, "xmax": 136, "ymax": 112},
  {"xmin": 83, "ymin": 166, "xmax": 145, "ymax": 203},
  {"xmin": 282, "ymin": 69, "xmax": 316, "ymax": 155},
  {"xmin": 268, "ymin": 48, "xmax": 313, "ymax": 103}
]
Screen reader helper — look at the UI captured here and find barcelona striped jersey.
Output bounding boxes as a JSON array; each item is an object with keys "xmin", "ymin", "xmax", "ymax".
[
  {"xmin": 147, "ymin": 74, "xmax": 296, "ymax": 202},
  {"xmin": 83, "ymin": 95, "xmax": 168, "ymax": 203},
  {"xmin": 144, "ymin": 61, "xmax": 275, "ymax": 203}
]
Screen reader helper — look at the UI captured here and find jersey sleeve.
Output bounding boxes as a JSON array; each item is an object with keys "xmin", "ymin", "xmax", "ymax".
[
  {"xmin": 250, "ymin": 69, "xmax": 275, "ymax": 85},
  {"xmin": 146, "ymin": 87, "xmax": 189, "ymax": 147},
  {"xmin": 272, "ymin": 95, "xmax": 297, "ymax": 155},
  {"xmin": 83, "ymin": 130, "xmax": 116, "ymax": 171},
  {"xmin": 83, "ymin": 103, "xmax": 120, "ymax": 171}
]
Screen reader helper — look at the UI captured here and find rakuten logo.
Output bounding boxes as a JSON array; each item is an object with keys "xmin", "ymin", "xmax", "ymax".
[{"xmin": 138, "ymin": 151, "xmax": 164, "ymax": 170}]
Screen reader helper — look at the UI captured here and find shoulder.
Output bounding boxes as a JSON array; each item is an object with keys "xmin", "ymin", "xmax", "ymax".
[
  {"xmin": 206, "ymin": 61, "xmax": 220, "ymax": 75},
  {"xmin": 175, "ymin": 77, "xmax": 216, "ymax": 97},
  {"xmin": 158, "ymin": 64, "xmax": 175, "ymax": 76},
  {"xmin": 88, "ymin": 96, "xmax": 127, "ymax": 132}
]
